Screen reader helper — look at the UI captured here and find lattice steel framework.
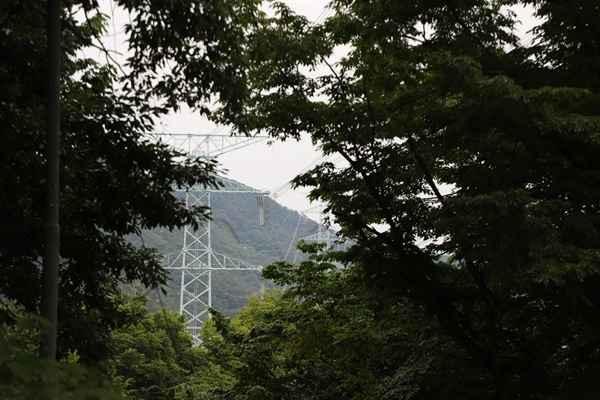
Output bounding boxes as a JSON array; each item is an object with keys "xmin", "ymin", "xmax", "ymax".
[
  {"xmin": 294, "ymin": 205, "xmax": 353, "ymax": 265},
  {"xmin": 299, "ymin": 205, "xmax": 337, "ymax": 248},
  {"xmin": 157, "ymin": 133, "xmax": 268, "ymax": 343}
]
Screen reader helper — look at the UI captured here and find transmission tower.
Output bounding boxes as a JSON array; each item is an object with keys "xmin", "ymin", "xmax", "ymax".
[
  {"xmin": 157, "ymin": 133, "xmax": 268, "ymax": 344},
  {"xmin": 299, "ymin": 205, "xmax": 337, "ymax": 247},
  {"xmin": 294, "ymin": 204, "xmax": 352, "ymax": 264}
]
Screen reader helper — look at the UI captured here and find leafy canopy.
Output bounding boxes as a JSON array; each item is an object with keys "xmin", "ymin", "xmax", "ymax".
[
  {"xmin": 0, "ymin": 0, "xmax": 260, "ymax": 363},
  {"xmin": 215, "ymin": 0, "xmax": 600, "ymax": 399}
]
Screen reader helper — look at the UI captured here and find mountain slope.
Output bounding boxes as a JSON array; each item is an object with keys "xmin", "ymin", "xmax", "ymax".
[{"xmin": 132, "ymin": 189, "xmax": 321, "ymax": 315}]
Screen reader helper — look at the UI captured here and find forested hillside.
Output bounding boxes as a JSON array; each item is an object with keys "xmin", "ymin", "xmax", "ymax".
[{"xmin": 130, "ymin": 189, "xmax": 321, "ymax": 315}]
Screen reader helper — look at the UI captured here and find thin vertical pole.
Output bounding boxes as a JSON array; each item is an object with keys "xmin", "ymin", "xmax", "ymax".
[{"xmin": 40, "ymin": 0, "xmax": 61, "ymax": 360}]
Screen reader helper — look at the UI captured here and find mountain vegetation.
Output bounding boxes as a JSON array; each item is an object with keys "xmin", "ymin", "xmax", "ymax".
[{"xmin": 132, "ymin": 190, "xmax": 321, "ymax": 316}]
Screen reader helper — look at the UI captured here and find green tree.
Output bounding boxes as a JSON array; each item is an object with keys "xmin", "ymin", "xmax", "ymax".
[
  {"xmin": 217, "ymin": 1, "xmax": 600, "ymax": 398},
  {"xmin": 172, "ymin": 317, "xmax": 237, "ymax": 400},
  {"xmin": 108, "ymin": 293, "xmax": 203, "ymax": 400},
  {"xmin": 208, "ymin": 290, "xmax": 303, "ymax": 400},
  {"xmin": 0, "ymin": 0, "xmax": 259, "ymax": 363},
  {"xmin": 207, "ymin": 242, "xmax": 485, "ymax": 400},
  {"xmin": 106, "ymin": 293, "xmax": 237, "ymax": 400},
  {"xmin": 0, "ymin": 303, "xmax": 124, "ymax": 400}
]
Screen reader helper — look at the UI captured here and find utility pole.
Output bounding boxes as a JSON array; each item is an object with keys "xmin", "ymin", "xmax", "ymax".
[{"xmin": 40, "ymin": 0, "xmax": 61, "ymax": 360}]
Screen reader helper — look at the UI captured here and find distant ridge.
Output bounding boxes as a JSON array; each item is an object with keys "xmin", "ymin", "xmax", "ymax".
[{"xmin": 130, "ymin": 187, "xmax": 321, "ymax": 315}]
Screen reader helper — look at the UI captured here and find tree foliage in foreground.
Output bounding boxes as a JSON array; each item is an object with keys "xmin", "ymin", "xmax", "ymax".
[
  {"xmin": 208, "ymin": 243, "xmax": 493, "ymax": 400},
  {"xmin": 215, "ymin": 0, "xmax": 600, "ymax": 398},
  {"xmin": 0, "ymin": 303, "xmax": 124, "ymax": 400},
  {"xmin": 0, "ymin": 0, "xmax": 260, "ymax": 364},
  {"xmin": 1, "ymin": 294, "xmax": 209, "ymax": 400},
  {"xmin": 3, "ymin": 0, "xmax": 600, "ymax": 398},
  {"xmin": 107, "ymin": 293, "xmax": 203, "ymax": 400}
]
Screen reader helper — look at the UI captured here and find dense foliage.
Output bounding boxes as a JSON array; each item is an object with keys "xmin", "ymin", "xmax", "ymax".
[
  {"xmin": 3, "ymin": 0, "xmax": 600, "ymax": 398},
  {"xmin": 0, "ymin": 0, "xmax": 259, "ymax": 367},
  {"xmin": 1, "ymin": 294, "xmax": 209, "ymax": 400},
  {"xmin": 212, "ymin": 0, "xmax": 600, "ymax": 399},
  {"xmin": 107, "ymin": 294, "xmax": 201, "ymax": 400}
]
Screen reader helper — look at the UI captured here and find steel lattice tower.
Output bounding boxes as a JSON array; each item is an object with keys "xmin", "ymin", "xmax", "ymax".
[
  {"xmin": 293, "ymin": 205, "xmax": 353, "ymax": 265},
  {"xmin": 301, "ymin": 205, "xmax": 336, "ymax": 247},
  {"xmin": 158, "ymin": 133, "xmax": 268, "ymax": 344}
]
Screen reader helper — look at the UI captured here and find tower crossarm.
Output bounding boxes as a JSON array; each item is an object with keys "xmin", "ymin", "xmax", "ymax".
[
  {"xmin": 302, "ymin": 231, "xmax": 335, "ymax": 243},
  {"xmin": 150, "ymin": 133, "xmax": 269, "ymax": 159},
  {"xmin": 163, "ymin": 249, "xmax": 262, "ymax": 271},
  {"xmin": 208, "ymin": 250, "xmax": 262, "ymax": 270}
]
